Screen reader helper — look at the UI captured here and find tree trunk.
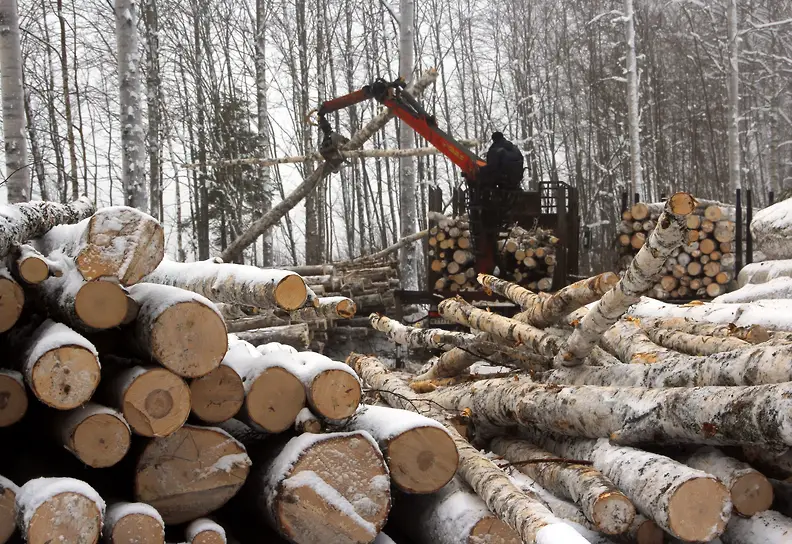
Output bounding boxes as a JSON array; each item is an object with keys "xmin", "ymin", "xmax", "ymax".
[
  {"xmin": 56, "ymin": 0, "xmax": 79, "ymax": 200},
  {"xmin": 56, "ymin": 403, "xmax": 131, "ymax": 468},
  {"xmin": 13, "ymin": 244, "xmax": 63, "ymax": 284},
  {"xmin": 727, "ymin": 0, "xmax": 741, "ymax": 196},
  {"xmin": 0, "ymin": 369, "xmax": 26, "ymax": 427},
  {"xmin": 721, "ymin": 511, "xmax": 792, "ymax": 544},
  {"xmin": 292, "ymin": 296, "xmax": 356, "ymax": 320},
  {"xmin": 115, "ymin": 0, "xmax": 148, "ymax": 211},
  {"xmin": 142, "ymin": 0, "xmax": 161, "ymax": 220},
  {"xmin": 624, "ymin": 0, "xmax": 644, "ymax": 199},
  {"xmin": 255, "ymin": 0, "xmax": 273, "ymax": 266},
  {"xmin": 234, "ymin": 324, "xmax": 310, "ymax": 350},
  {"xmin": 0, "ymin": 0, "xmax": 29, "ymax": 202},
  {"xmin": 104, "ymin": 502, "xmax": 164, "ymax": 544},
  {"xmin": 0, "ymin": 475, "xmax": 17, "ymax": 544},
  {"xmin": 0, "ymin": 267, "xmax": 23, "ymax": 333}
]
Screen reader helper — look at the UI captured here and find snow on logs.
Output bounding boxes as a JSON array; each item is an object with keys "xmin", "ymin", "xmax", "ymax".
[
  {"xmin": 750, "ymin": 196, "xmax": 792, "ymax": 261},
  {"xmin": 56, "ymin": 403, "xmax": 131, "ymax": 468},
  {"xmin": 232, "ymin": 322, "xmax": 310, "ymax": 350},
  {"xmin": 293, "ymin": 350, "xmax": 362, "ymax": 421},
  {"xmin": 12, "ymin": 244, "xmax": 62, "ymax": 285},
  {"xmin": 142, "ymin": 257, "xmax": 309, "ymax": 311},
  {"xmin": 185, "ymin": 518, "xmax": 226, "ymax": 544},
  {"xmin": 103, "ymin": 502, "xmax": 165, "ymax": 544}
]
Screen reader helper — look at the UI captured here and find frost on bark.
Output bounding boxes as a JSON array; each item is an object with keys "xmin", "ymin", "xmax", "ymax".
[
  {"xmin": 623, "ymin": 0, "xmax": 644, "ymax": 200},
  {"xmin": 115, "ymin": 0, "xmax": 148, "ymax": 212},
  {"xmin": 221, "ymin": 70, "xmax": 438, "ymax": 263},
  {"xmin": 556, "ymin": 193, "xmax": 694, "ymax": 366},
  {"xmin": 521, "ymin": 430, "xmax": 731, "ymax": 542},
  {"xmin": 717, "ymin": 277, "xmax": 792, "ymax": 304},
  {"xmin": 418, "ymin": 375, "xmax": 792, "ymax": 448},
  {"xmin": 0, "ymin": 0, "xmax": 29, "ymax": 203},
  {"xmin": 345, "ymin": 353, "xmax": 591, "ymax": 544},
  {"xmin": 600, "ymin": 318, "xmax": 672, "ymax": 364},
  {"xmin": 629, "ymin": 297, "xmax": 792, "ymax": 332},
  {"xmin": 490, "ymin": 436, "xmax": 635, "ymax": 535}
]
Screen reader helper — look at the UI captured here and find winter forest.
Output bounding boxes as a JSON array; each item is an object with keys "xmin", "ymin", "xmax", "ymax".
[{"xmin": 2, "ymin": 0, "xmax": 791, "ymax": 281}]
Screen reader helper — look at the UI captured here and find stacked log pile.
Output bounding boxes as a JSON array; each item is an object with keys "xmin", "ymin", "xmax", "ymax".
[
  {"xmin": 0, "ymin": 198, "xmax": 464, "ymax": 544},
  {"xmin": 497, "ymin": 224, "xmax": 559, "ymax": 292},
  {"xmin": 363, "ymin": 193, "xmax": 792, "ymax": 543},
  {"xmin": 618, "ymin": 198, "xmax": 737, "ymax": 299},
  {"xmin": 428, "ymin": 212, "xmax": 477, "ymax": 291}
]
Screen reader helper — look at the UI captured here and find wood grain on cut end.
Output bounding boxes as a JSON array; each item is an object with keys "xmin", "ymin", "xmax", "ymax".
[
  {"xmin": 386, "ymin": 426, "xmax": 458, "ymax": 494},
  {"xmin": 246, "ymin": 367, "xmax": 305, "ymax": 433},
  {"xmin": 744, "ymin": 325, "xmax": 770, "ymax": 344},
  {"xmin": 190, "ymin": 365, "xmax": 244, "ymax": 424},
  {"xmin": 123, "ymin": 368, "xmax": 191, "ymax": 437},
  {"xmin": 108, "ymin": 513, "xmax": 164, "ymax": 544},
  {"xmin": 592, "ymin": 491, "xmax": 635, "ymax": 535},
  {"xmin": 18, "ymin": 256, "xmax": 49, "ymax": 284},
  {"xmin": 730, "ymin": 470, "xmax": 774, "ymax": 516},
  {"xmin": 273, "ymin": 274, "xmax": 308, "ymax": 310},
  {"xmin": 0, "ymin": 275, "xmax": 23, "ymax": 333},
  {"xmin": 75, "ymin": 280, "xmax": 129, "ymax": 329},
  {"xmin": 308, "ymin": 369, "xmax": 361, "ymax": 420},
  {"xmin": 667, "ymin": 477, "xmax": 730, "ymax": 542},
  {"xmin": 0, "ymin": 484, "xmax": 16, "ymax": 544},
  {"xmin": 135, "ymin": 425, "xmax": 250, "ymax": 524},
  {"xmin": 633, "ymin": 518, "xmax": 664, "ymax": 544},
  {"xmin": 469, "ymin": 516, "xmax": 521, "ymax": 544},
  {"xmin": 669, "ymin": 193, "xmax": 697, "ymax": 215},
  {"xmin": 30, "ymin": 346, "xmax": 100, "ymax": 410},
  {"xmin": 68, "ymin": 412, "xmax": 131, "ymax": 468},
  {"xmin": 151, "ymin": 301, "xmax": 227, "ymax": 378},
  {"xmin": 336, "ymin": 299, "xmax": 357, "ymax": 319},
  {"xmin": 0, "ymin": 371, "xmax": 27, "ymax": 427},
  {"xmin": 26, "ymin": 492, "xmax": 102, "ymax": 544}
]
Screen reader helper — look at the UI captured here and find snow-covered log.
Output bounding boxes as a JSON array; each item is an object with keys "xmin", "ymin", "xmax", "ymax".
[
  {"xmin": 104, "ymin": 502, "xmax": 164, "ymax": 544},
  {"xmin": 720, "ymin": 510, "xmax": 792, "ymax": 543},
  {"xmin": 522, "ymin": 430, "xmax": 731, "ymax": 542},
  {"xmin": 417, "ymin": 376, "xmax": 792, "ymax": 447},
  {"xmin": 56, "ymin": 403, "xmax": 131, "ymax": 468},
  {"xmin": 142, "ymin": 258, "xmax": 308, "ymax": 311},
  {"xmin": 0, "ymin": 369, "xmax": 26, "ymax": 427},
  {"xmin": 103, "ymin": 364, "xmax": 191, "ymax": 437},
  {"xmin": 189, "ymin": 362, "xmax": 245, "ymax": 425},
  {"xmin": 291, "ymin": 295, "xmax": 356, "ymax": 320},
  {"xmin": 0, "ymin": 197, "xmax": 94, "ymax": 260},
  {"xmin": 128, "ymin": 283, "xmax": 227, "ymax": 378},
  {"xmin": 185, "ymin": 518, "xmax": 226, "ymax": 544},
  {"xmin": 600, "ymin": 318, "xmax": 672, "ymax": 364},
  {"xmin": 0, "ymin": 475, "xmax": 17, "ymax": 543},
  {"xmin": 134, "ymin": 424, "xmax": 251, "ymax": 524},
  {"xmin": 12, "ymin": 244, "xmax": 62, "ymax": 284},
  {"xmin": 343, "ymin": 404, "xmax": 458, "ymax": 494},
  {"xmin": 684, "ymin": 446, "xmax": 773, "ymax": 516},
  {"xmin": 248, "ymin": 431, "xmax": 391, "ymax": 543},
  {"xmin": 642, "ymin": 324, "xmax": 749, "ymax": 355},
  {"xmin": 490, "ymin": 437, "xmax": 635, "ymax": 535},
  {"xmin": 738, "ymin": 259, "xmax": 792, "ymax": 287},
  {"xmin": 16, "ymin": 477, "xmax": 105, "ymax": 544},
  {"xmin": 716, "ymin": 277, "xmax": 792, "ymax": 303},
  {"xmin": 0, "ymin": 267, "xmax": 23, "ymax": 333},
  {"xmin": 749, "ymin": 197, "xmax": 792, "ymax": 260},
  {"xmin": 629, "ymin": 297, "xmax": 792, "ymax": 332},
  {"xmin": 636, "ymin": 316, "xmax": 770, "ymax": 344},
  {"xmin": 20, "ymin": 320, "xmax": 101, "ymax": 409},
  {"xmin": 390, "ymin": 476, "xmax": 521, "ymax": 544},
  {"xmin": 233, "ymin": 323, "xmax": 310, "ymax": 350},
  {"xmin": 346, "ymin": 353, "xmax": 591, "ymax": 544},
  {"xmin": 557, "ymin": 193, "xmax": 694, "ymax": 366},
  {"xmin": 294, "ymin": 351, "xmax": 362, "ymax": 421},
  {"xmin": 36, "ymin": 206, "xmax": 164, "ymax": 285}
]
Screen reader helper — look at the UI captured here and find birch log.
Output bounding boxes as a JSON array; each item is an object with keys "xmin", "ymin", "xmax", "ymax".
[
  {"xmin": 294, "ymin": 351, "xmax": 361, "ymax": 420},
  {"xmin": 556, "ymin": 193, "xmax": 694, "ymax": 366},
  {"xmin": 56, "ymin": 403, "xmax": 131, "ymax": 468},
  {"xmin": 185, "ymin": 519, "xmax": 226, "ymax": 544},
  {"xmin": 637, "ymin": 316, "xmax": 770, "ymax": 344},
  {"xmin": 189, "ymin": 363, "xmax": 245, "ymax": 424},
  {"xmin": 13, "ymin": 244, "xmax": 62, "ymax": 284},
  {"xmin": 720, "ymin": 510, "xmax": 792, "ymax": 543},
  {"xmin": 490, "ymin": 436, "xmax": 635, "ymax": 534},
  {"xmin": 600, "ymin": 318, "xmax": 672, "ymax": 364},
  {"xmin": 742, "ymin": 447, "xmax": 792, "ymax": 480},
  {"xmin": 0, "ymin": 369, "xmax": 26, "ymax": 427},
  {"xmin": 0, "ymin": 197, "xmax": 94, "ymax": 260},
  {"xmin": 103, "ymin": 502, "xmax": 164, "ymax": 544},
  {"xmin": 233, "ymin": 323, "xmax": 310, "ymax": 350},
  {"xmin": 642, "ymin": 327, "xmax": 749, "ymax": 355},
  {"xmin": 142, "ymin": 258, "xmax": 308, "ymax": 311},
  {"xmin": 346, "ymin": 353, "xmax": 591, "ymax": 544},
  {"xmin": 522, "ymin": 431, "xmax": 731, "ymax": 542},
  {"xmin": 0, "ymin": 267, "xmax": 22, "ymax": 332},
  {"xmin": 0, "ymin": 475, "xmax": 16, "ymax": 544},
  {"xmin": 291, "ymin": 295, "xmax": 356, "ymax": 319}
]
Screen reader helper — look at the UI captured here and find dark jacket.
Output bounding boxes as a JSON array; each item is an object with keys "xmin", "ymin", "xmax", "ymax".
[{"xmin": 486, "ymin": 137, "xmax": 524, "ymax": 187}]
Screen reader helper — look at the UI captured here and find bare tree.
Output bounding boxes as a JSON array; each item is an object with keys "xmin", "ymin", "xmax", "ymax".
[
  {"xmin": 727, "ymin": 0, "xmax": 741, "ymax": 195},
  {"xmin": 624, "ymin": 0, "xmax": 644, "ymax": 199},
  {"xmin": 143, "ymin": 0, "xmax": 162, "ymax": 219},
  {"xmin": 255, "ymin": 0, "xmax": 274, "ymax": 265},
  {"xmin": 398, "ymin": 0, "xmax": 418, "ymax": 289},
  {"xmin": 56, "ymin": 0, "xmax": 79, "ymax": 200}
]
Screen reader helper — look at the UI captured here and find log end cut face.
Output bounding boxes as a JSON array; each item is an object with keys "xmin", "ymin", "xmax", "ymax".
[
  {"xmin": 189, "ymin": 365, "xmax": 245, "ymax": 424},
  {"xmin": 386, "ymin": 426, "xmax": 459, "ymax": 494},
  {"xmin": 0, "ymin": 486, "xmax": 16, "ymax": 544},
  {"xmin": 18, "ymin": 257, "xmax": 49, "ymax": 284},
  {"xmin": 278, "ymin": 434, "xmax": 391, "ymax": 543},
  {"xmin": 135, "ymin": 425, "xmax": 251, "ymax": 524},
  {"xmin": 634, "ymin": 518, "xmax": 664, "ymax": 544},
  {"xmin": 668, "ymin": 477, "xmax": 730, "ymax": 541},
  {"xmin": 71, "ymin": 412, "xmax": 131, "ymax": 468},
  {"xmin": 26, "ymin": 491, "xmax": 102, "ymax": 544},
  {"xmin": 0, "ymin": 372, "xmax": 27, "ymax": 427},
  {"xmin": 123, "ymin": 368, "xmax": 191, "ymax": 437},
  {"xmin": 669, "ymin": 193, "xmax": 697, "ymax": 215},
  {"xmin": 0, "ymin": 276, "xmax": 24, "ymax": 333},
  {"xmin": 336, "ymin": 299, "xmax": 357, "ymax": 319},
  {"xmin": 309, "ymin": 370, "xmax": 362, "ymax": 420},
  {"xmin": 109, "ymin": 513, "xmax": 165, "ymax": 544},
  {"xmin": 192, "ymin": 531, "xmax": 225, "ymax": 544},
  {"xmin": 592, "ymin": 491, "xmax": 636, "ymax": 535},
  {"xmin": 151, "ymin": 301, "xmax": 228, "ymax": 378},
  {"xmin": 31, "ymin": 346, "xmax": 100, "ymax": 410},
  {"xmin": 273, "ymin": 274, "xmax": 308, "ymax": 311},
  {"xmin": 730, "ymin": 471, "xmax": 774, "ymax": 516},
  {"xmin": 469, "ymin": 515, "xmax": 522, "ymax": 544},
  {"xmin": 75, "ymin": 281, "xmax": 129, "ymax": 329},
  {"xmin": 246, "ymin": 367, "xmax": 306, "ymax": 433}
]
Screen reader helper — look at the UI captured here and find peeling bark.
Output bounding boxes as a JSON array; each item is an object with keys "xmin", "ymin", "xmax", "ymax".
[
  {"xmin": 600, "ymin": 319, "xmax": 672, "ymax": 364},
  {"xmin": 643, "ymin": 327, "xmax": 749, "ymax": 355},
  {"xmin": 637, "ymin": 317, "xmax": 770, "ymax": 344}
]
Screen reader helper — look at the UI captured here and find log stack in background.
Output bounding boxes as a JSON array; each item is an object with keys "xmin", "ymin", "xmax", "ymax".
[
  {"xmin": 497, "ymin": 224, "xmax": 559, "ymax": 292},
  {"xmin": 428, "ymin": 211, "xmax": 477, "ymax": 292},
  {"xmin": 618, "ymin": 198, "xmax": 737, "ymax": 299}
]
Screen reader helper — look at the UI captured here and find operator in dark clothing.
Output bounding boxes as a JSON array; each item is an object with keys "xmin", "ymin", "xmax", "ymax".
[{"xmin": 484, "ymin": 132, "xmax": 524, "ymax": 190}]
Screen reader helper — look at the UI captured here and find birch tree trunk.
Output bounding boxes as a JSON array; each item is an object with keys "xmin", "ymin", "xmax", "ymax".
[
  {"xmin": 0, "ymin": 0, "xmax": 29, "ymax": 203},
  {"xmin": 115, "ymin": 0, "xmax": 148, "ymax": 211},
  {"xmin": 727, "ymin": 0, "xmax": 741, "ymax": 195},
  {"xmin": 255, "ymin": 0, "xmax": 273, "ymax": 266},
  {"xmin": 142, "ymin": 0, "xmax": 161, "ymax": 219},
  {"xmin": 624, "ymin": 0, "xmax": 644, "ymax": 199}
]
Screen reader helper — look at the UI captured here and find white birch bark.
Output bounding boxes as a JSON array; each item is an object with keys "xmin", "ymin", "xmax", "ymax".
[
  {"xmin": 721, "ymin": 511, "xmax": 792, "ymax": 543},
  {"xmin": 636, "ymin": 316, "xmax": 769, "ymax": 344},
  {"xmin": 738, "ymin": 257, "xmax": 792, "ymax": 287},
  {"xmin": 643, "ymin": 326, "xmax": 749, "ymax": 355},
  {"xmin": 727, "ymin": 0, "xmax": 741, "ymax": 195},
  {"xmin": 716, "ymin": 277, "xmax": 792, "ymax": 303},
  {"xmin": 624, "ymin": 0, "xmax": 644, "ymax": 199},
  {"xmin": 0, "ymin": 0, "xmax": 29, "ymax": 203},
  {"xmin": 629, "ymin": 297, "xmax": 792, "ymax": 332},
  {"xmin": 600, "ymin": 319, "xmax": 672, "ymax": 364},
  {"xmin": 115, "ymin": 0, "xmax": 148, "ymax": 211}
]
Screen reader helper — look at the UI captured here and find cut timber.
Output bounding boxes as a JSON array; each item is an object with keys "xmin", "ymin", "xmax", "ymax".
[
  {"xmin": 630, "ymin": 232, "xmax": 646, "ymax": 249},
  {"xmin": 687, "ymin": 215, "xmax": 702, "ymax": 229},
  {"xmin": 57, "ymin": 403, "xmax": 131, "ymax": 468},
  {"xmin": 642, "ymin": 326, "xmax": 749, "ymax": 355},
  {"xmin": 0, "ymin": 476, "xmax": 16, "ymax": 544},
  {"xmin": 344, "ymin": 404, "xmax": 458, "ymax": 494},
  {"xmin": 142, "ymin": 258, "xmax": 307, "ymax": 311},
  {"xmin": 707, "ymin": 283, "xmax": 724, "ymax": 297},
  {"xmin": 631, "ymin": 202, "xmax": 649, "ymax": 221},
  {"xmin": 638, "ymin": 316, "xmax": 770, "ymax": 344},
  {"xmin": 612, "ymin": 514, "xmax": 663, "ymax": 544},
  {"xmin": 346, "ymin": 353, "xmax": 591, "ymax": 544},
  {"xmin": 600, "ymin": 318, "xmax": 672, "ymax": 364},
  {"xmin": 714, "ymin": 221, "xmax": 735, "ymax": 242},
  {"xmin": 14, "ymin": 244, "xmax": 61, "ymax": 284},
  {"xmin": 295, "ymin": 351, "xmax": 361, "ymax": 420},
  {"xmin": 453, "ymin": 249, "xmax": 473, "ymax": 264},
  {"xmin": 22, "ymin": 320, "xmax": 101, "ymax": 409},
  {"xmin": 129, "ymin": 283, "xmax": 227, "ymax": 378},
  {"xmin": 720, "ymin": 510, "xmax": 792, "ymax": 543},
  {"xmin": 738, "ymin": 258, "xmax": 792, "ymax": 287},
  {"xmin": 0, "ymin": 268, "xmax": 23, "ymax": 332},
  {"xmin": 684, "ymin": 447, "xmax": 773, "ymax": 516},
  {"xmin": 294, "ymin": 296, "xmax": 356, "ymax": 320},
  {"xmin": 134, "ymin": 424, "xmax": 251, "ymax": 524},
  {"xmin": 705, "ymin": 205, "xmax": 724, "ymax": 221},
  {"xmin": 252, "ymin": 432, "xmax": 391, "ymax": 543},
  {"xmin": 715, "ymin": 276, "xmax": 792, "ymax": 304},
  {"xmin": 743, "ymin": 447, "xmax": 792, "ymax": 480},
  {"xmin": 391, "ymin": 476, "xmax": 521, "ymax": 544},
  {"xmin": 106, "ymin": 365, "xmax": 191, "ymax": 437},
  {"xmin": 189, "ymin": 364, "xmax": 245, "ymax": 424},
  {"xmin": 522, "ymin": 431, "xmax": 730, "ymax": 542},
  {"xmin": 103, "ymin": 502, "xmax": 164, "ymax": 544},
  {"xmin": 0, "ymin": 370, "xmax": 26, "ymax": 427},
  {"xmin": 700, "ymin": 238, "xmax": 717, "ymax": 254},
  {"xmin": 36, "ymin": 206, "xmax": 164, "ymax": 285},
  {"xmin": 556, "ymin": 193, "xmax": 694, "ymax": 366},
  {"xmin": 749, "ymin": 197, "xmax": 792, "ymax": 260},
  {"xmin": 186, "ymin": 519, "xmax": 226, "ymax": 544},
  {"xmin": 0, "ymin": 197, "xmax": 94, "ymax": 260},
  {"xmin": 233, "ymin": 323, "xmax": 310, "ymax": 350},
  {"xmin": 16, "ymin": 477, "xmax": 105, "ymax": 544},
  {"xmin": 490, "ymin": 436, "xmax": 635, "ymax": 534},
  {"xmin": 477, "ymin": 274, "xmax": 537, "ymax": 308}
]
